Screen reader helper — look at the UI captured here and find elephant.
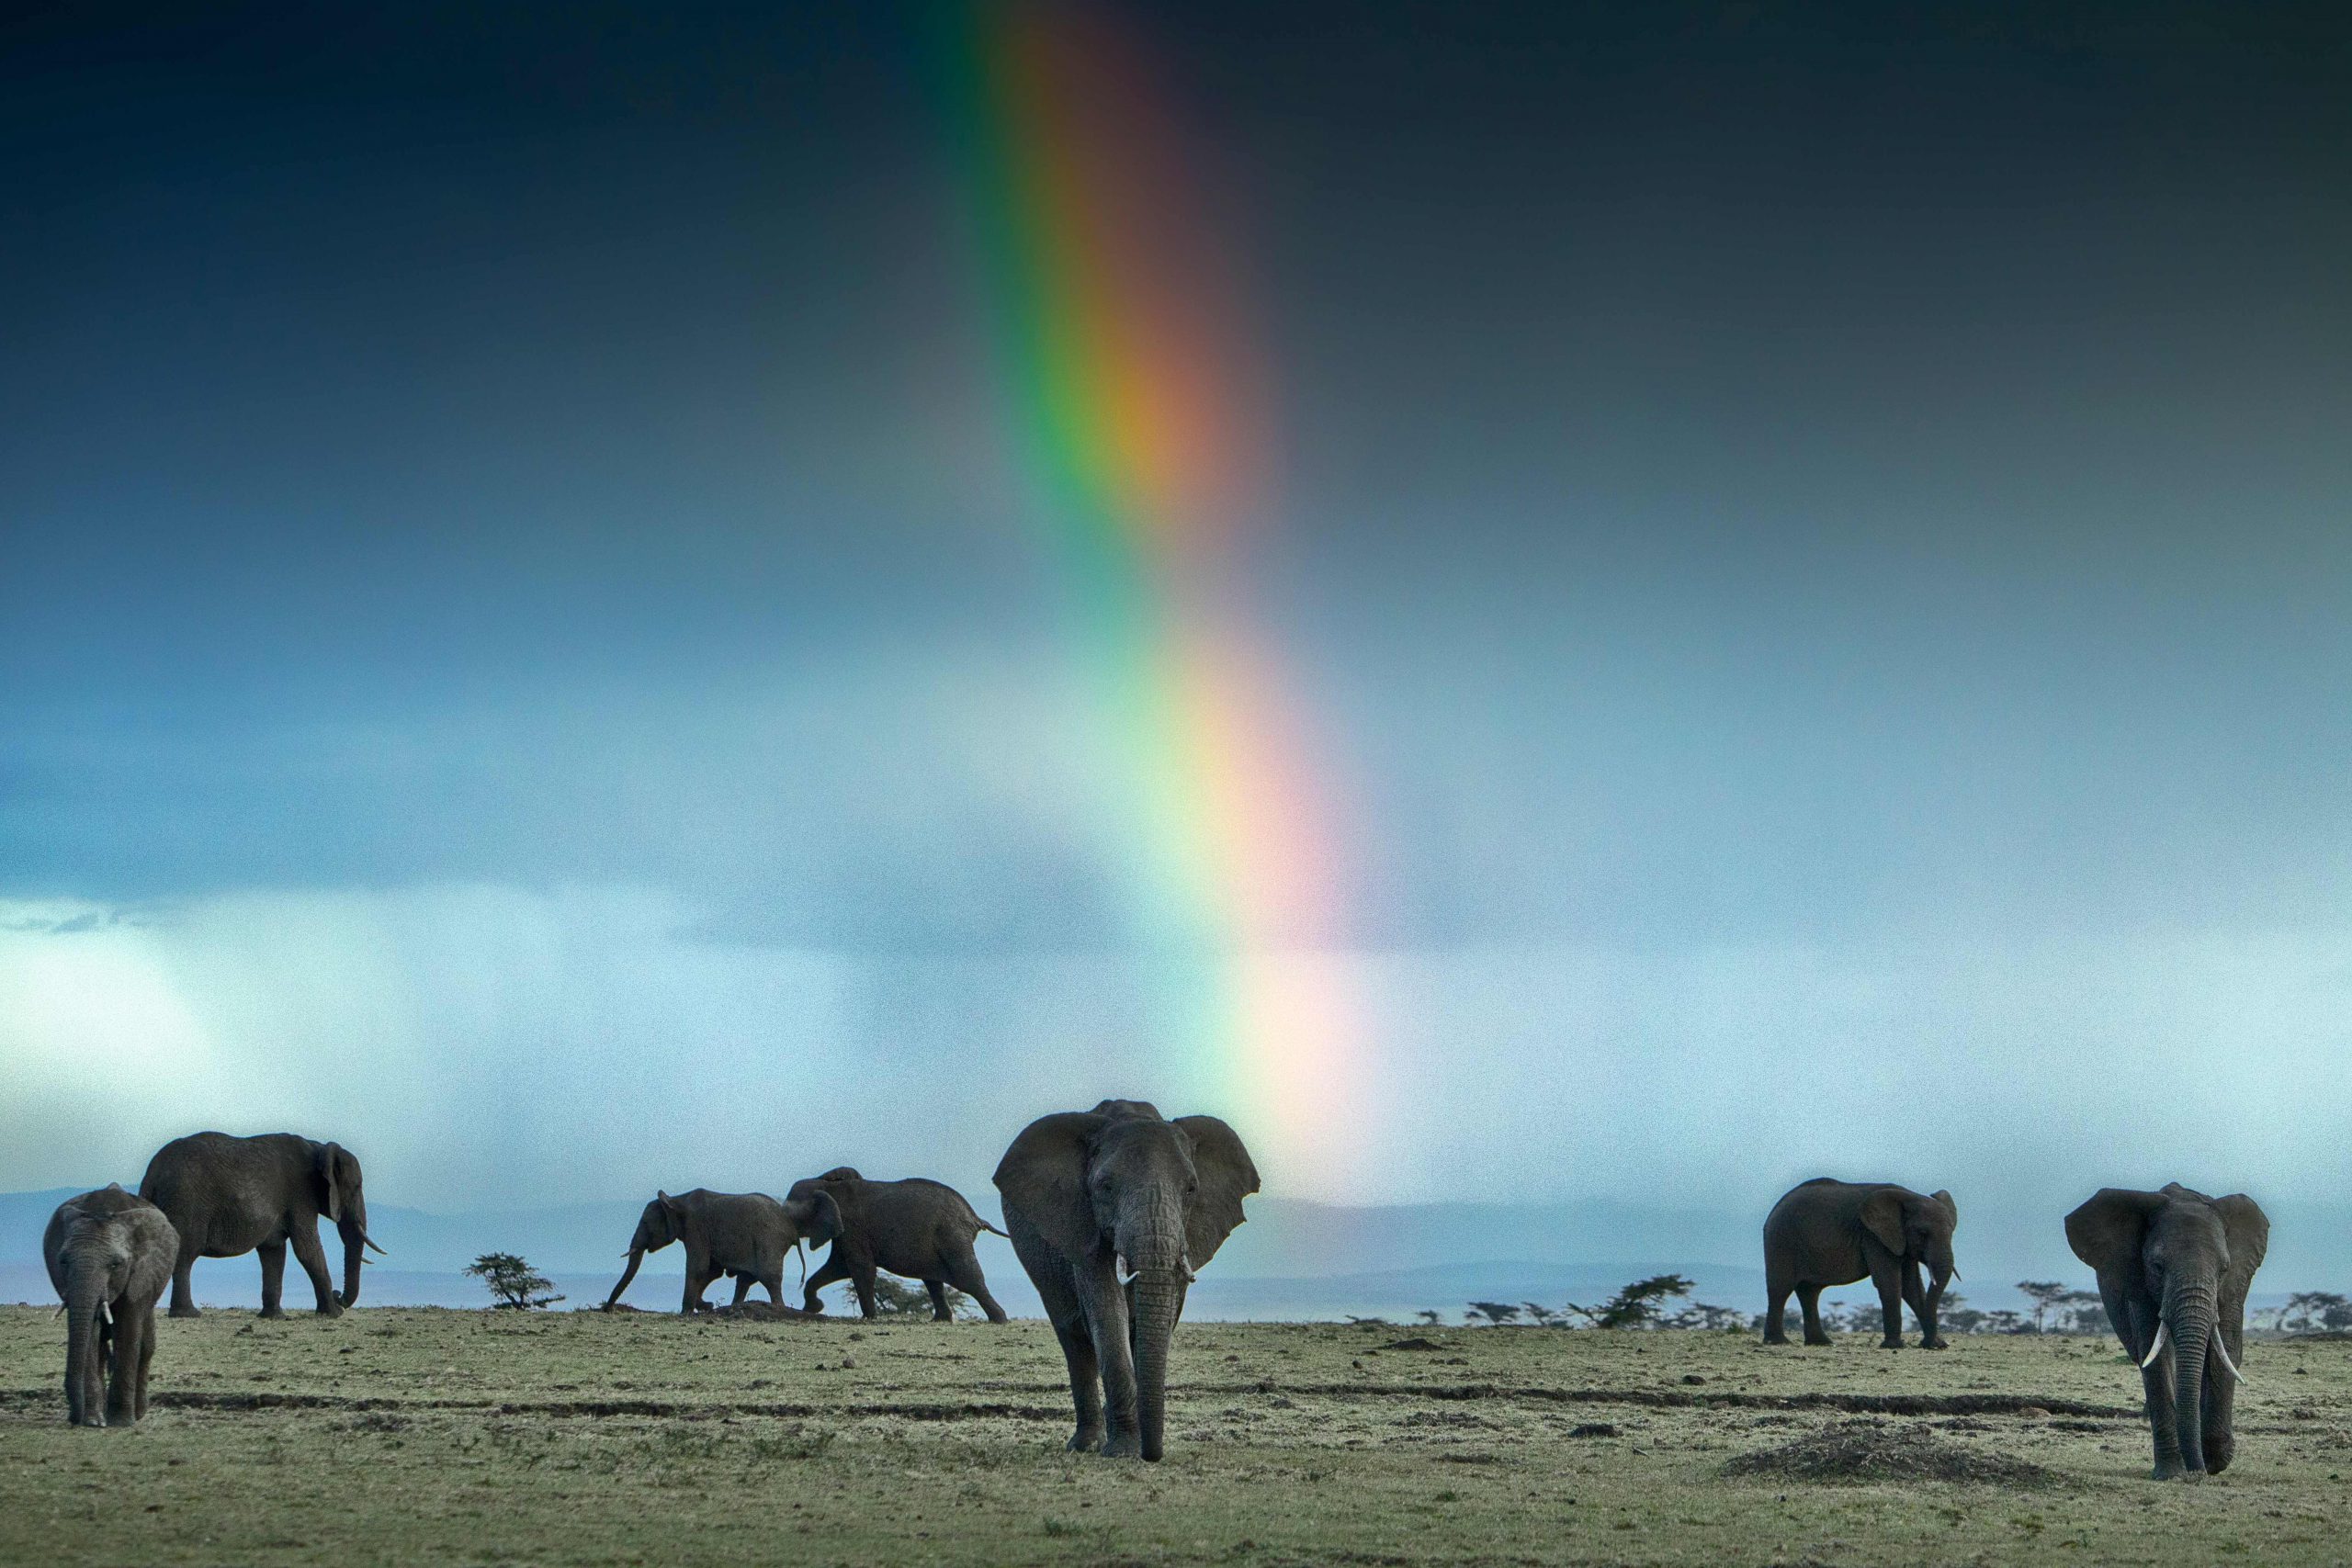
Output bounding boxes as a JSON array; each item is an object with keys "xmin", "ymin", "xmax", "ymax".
[
  {"xmin": 784, "ymin": 1167, "xmax": 1011, "ymax": 1322},
  {"xmin": 1762, "ymin": 1178, "xmax": 1959, "ymax": 1348},
  {"xmin": 140, "ymin": 1132, "xmax": 385, "ymax": 1318},
  {"xmin": 43, "ymin": 1185, "xmax": 177, "ymax": 1427},
  {"xmin": 994, "ymin": 1099, "xmax": 1258, "ymax": 1461},
  {"xmin": 605, "ymin": 1188, "xmax": 842, "ymax": 1314},
  {"xmin": 2065, "ymin": 1183, "xmax": 2268, "ymax": 1480}
]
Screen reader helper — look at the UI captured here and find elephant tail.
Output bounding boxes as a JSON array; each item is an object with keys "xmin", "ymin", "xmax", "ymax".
[{"xmin": 978, "ymin": 1217, "xmax": 1009, "ymax": 1238}]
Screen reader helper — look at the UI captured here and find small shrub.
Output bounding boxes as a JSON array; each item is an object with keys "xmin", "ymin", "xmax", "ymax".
[{"xmin": 465, "ymin": 1253, "xmax": 564, "ymax": 1311}]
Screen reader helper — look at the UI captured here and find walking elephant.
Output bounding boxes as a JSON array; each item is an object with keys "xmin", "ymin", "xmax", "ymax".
[
  {"xmin": 995, "ymin": 1099, "xmax": 1259, "ymax": 1461},
  {"xmin": 2066, "ymin": 1183, "xmax": 2268, "ymax": 1480},
  {"xmin": 140, "ymin": 1132, "xmax": 385, "ymax": 1318},
  {"xmin": 786, "ymin": 1168, "xmax": 1011, "ymax": 1322},
  {"xmin": 605, "ymin": 1188, "xmax": 841, "ymax": 1314},
  {"xmin": 44, "ymin": 1186, "xmax": 177, "ymax": 1427},
  {"xmin": 1763, "ymin": 1178, "xmax": 1958, "ymax": 1348}
]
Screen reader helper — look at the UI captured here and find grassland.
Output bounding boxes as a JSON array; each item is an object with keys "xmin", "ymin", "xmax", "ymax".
[{"xmin": 2, "ymin": 1304, "xmax": 2348, "ymax": 1566}]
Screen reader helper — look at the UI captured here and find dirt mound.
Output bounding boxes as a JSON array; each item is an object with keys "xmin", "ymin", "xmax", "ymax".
[
  {"xmin": 1381, "ymin": 1337, "xmax": 1443, "ymax": 1351},
  {"xmin": 697, "ymin": 1301, "xmax": 820, "ymax": 1322},
  {"xmin": 1724, "ymin": 1419, "xmax": 2052, "ymax": 1486}
]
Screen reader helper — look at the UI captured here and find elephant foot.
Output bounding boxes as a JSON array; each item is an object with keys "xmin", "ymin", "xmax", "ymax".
[
  {"xmin": 1802, "ymin": 1334, "xmax": 1833, "ymax": 1348},
  {"xmin": 2150, "ymin": 1461, "xmax": 2186, "ymax": 1482},
  {"xmin": 1919, "ymin": 1337, "xmax": 1950, "ymax": 1350},
  {"xmin": 1878, "ymin": 1337, "xmax": 1904, "ymax": 1350},
  {"xmin": 1100, "ymin": 1432, "xmax": 1142, "ymax": 1460},
  {"xmin": 258, "ymin": 1306, "xmax": 287, "ymax": 1320},
  {"xmin": 1761, "ymin": 1331, "xmax": 1788, "ymax": 1346},
  {"xmin": 167, "ymin": 1304, "xmax": 201, "ymax": 1319},
  {"xmin": 1066, "ymin": 1428, "xmax": 1104, "ymax": 1454},
  {"xmin": 315, "ymin": 1302, "xmax": 344, "ymax": 1319}
]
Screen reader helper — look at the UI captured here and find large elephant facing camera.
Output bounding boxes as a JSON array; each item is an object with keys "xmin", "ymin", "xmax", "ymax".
[
  {"xmin": 1763, "ymin": 1178, "xmax": 1958, "ymax": 1348},
  {"xmin": 995, "ymin": 1100, "xmax": 1258, "ymax": 1461},
  {"xmin": 605, "ymin": 1188, "xmax": 841, "ymax": 1314},
  {"xmin": 140, "ymin": 1132, "xmax": 385, "ymax": 1318},
  {"xmin": 2066, "ymin": 1183, "xmax": 2268, "ymax": 1480},
  {"xmin": 784, "ymin": 1168, "xmax": 1011, "ymax": 1322}
]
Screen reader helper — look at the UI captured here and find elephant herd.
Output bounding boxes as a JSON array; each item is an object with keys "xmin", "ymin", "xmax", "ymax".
[
  {"xmin": 1760, "ymin": 1175, "xmax": 2271, "ymax": 1482},
  {"xmin": 40, "ymin": 1100, "xmax": 1258, "ymax": 1465},
  {"xmin": 39, "ymin": 1115, "xmax": 2270, "ymax": 1480}
]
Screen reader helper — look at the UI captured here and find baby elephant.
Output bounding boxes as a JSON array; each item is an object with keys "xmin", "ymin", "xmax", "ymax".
[
  {"xmin": 44, "ymin": 1185, "xmax": 178, "ymax": 1427},
  {"xmin": 1763, "ymin": 1178, "xmax": 1959, "ymax": 1348},
  {"xmin": 605, "ymin": 1188, "xmax": 841, "ymax": 1314}
]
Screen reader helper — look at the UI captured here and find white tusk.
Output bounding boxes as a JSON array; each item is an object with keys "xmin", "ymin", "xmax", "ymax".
[
  {"xmin": 99, "ymin": 1300, "xmax": 113, "ymax": 1326},
  {"xmin": 1115, "ymin": 1252, "xmax": 1135, "ymax": 1282},
  {"xmin": 2211, "ymin": 1332, "xmax": 2245, "ymax": 1385},
  {"xmin": 2141, "ymin": 1321, "xmax": 2168, "ymax": 1369}
]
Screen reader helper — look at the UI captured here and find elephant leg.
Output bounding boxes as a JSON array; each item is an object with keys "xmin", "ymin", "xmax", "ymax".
[
  {"xmin": 257, "ymin": 1238, "xmax": 289, "ymax": 1319},
  {"xmin": 943, "ymin": 1244, "xmax": 1009, "ymax": 1323},
  {"xmin": 1797, "ymin": 1283, "xmax": 1831, "ymax": 1346},
  {"xmin": 133, "ymin": 1303, "xmax": 157, "ymax": 1421},
  {"xmin": 1763, "ymin": 1269, "xmax": 1793, "ymax": 1345},
  {"xmin": 802, "ymin": 1252, "xmax": 852, "ymax": 1314},
  {"xmin": 1901, "ymin": 1263, "xmax": 1945, "ymax": 1349},
  {"xmin": 104, "ymin": 1301, "xmax": 141, "ymax": 1427},
  {"xmin": 2202, "ymin": 1343, "xmax": 2239, "ymax": 1475},
  {"xmin": 849, "ymin": 1260, "xmax": 879, "ymax": 1319},
  {"xmin": 730, "ymin": 1273, "xmax": 754, "ymax": 1306},
  {"xmin": 1046, "ymin": 1302, "xmax": 1105, "ymax": 1451},
  {"xmin": 925, "ymin": 1279, "xmax": 954, "ymax": 1321},
  {"xmin": 166, "ymin": 1243, "xmax": 200, "ymax": 1318},
  {"xmin": 2141, "ymin": 1349, "xmax": 2185, "ymax": 1479},
  {"xmin": 1868, "ymin": 1257, "xmax": 1905, "ymax": 1348},
  {"xmin": 1080, "ymin": 1269, "xmax": 1140, "ymax": 1458},
  {"xmin": 288, "ymin": 1223, "xmax": 340, "ymax": 1316},
  {"xmin": 761, "ymin": 1272, "xmax": 784, "ymax": 1306}
]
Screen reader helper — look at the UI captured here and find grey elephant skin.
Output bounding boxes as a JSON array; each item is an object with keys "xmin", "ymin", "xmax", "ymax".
[
  {"xmin": 605, "ymin": 1188, "xmax": 841, "ymax": 1314},
  {"xmin": 2066, "ymin": 1182, "xmax": 2268, "ymax": 1480},
  {"xmin": 140, "ymin": 1132, "xmax": 385, "ymax": 1319},
  {"xmin": 786, "ymin": 1167, "xmax": 1011, "ymax": 1322},
  {"xmin": 1762, "ymin": 1178, "xmax": 1958, "ymax": 1348},
  {"xmin": 44, "ymin": 1185, "xmax": 177, "ymax": 1427},
  {"xmin": 995, "ymin": 1100, "xmax": 1258, "ymax": 1461}
]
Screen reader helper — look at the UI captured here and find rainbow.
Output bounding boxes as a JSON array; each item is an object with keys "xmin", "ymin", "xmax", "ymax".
[{"xmin": 932, "ymin": 3, "xmax": 1360, "ymax": 1178}]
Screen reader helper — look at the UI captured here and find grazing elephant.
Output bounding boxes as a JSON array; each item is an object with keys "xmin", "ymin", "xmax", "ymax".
[
  {"xmin": 785, "ymin": 1167, "xmax": 1011, "ymax": 1322},
  {"xmin": 605, "ymin": 1188, "xmax": 841, "ymax": 1314},
  {"xmin": 1763, "ymin": 1178, "xmax": 1959, "ymax": 1348},
  {"xmin": 44, "ymin": 1186, "xmax": 177, "ymax": 1427},
  {"xmin": 995, "ymin": 1099, "xmax": 1258, "ymax": 1461},
  {"xmin": 140, "ymin": 1132, "xmax": 385, "ymax": 1319},
  {"xmin": 2066, "ymin": 1183, "xmax": 2268, "ymax": 1480}
]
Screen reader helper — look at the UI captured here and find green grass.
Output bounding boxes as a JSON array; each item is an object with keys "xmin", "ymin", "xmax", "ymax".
[{"xmin": 2, "ymin": 1306, "xmax": 2347, "ymax": 1564}]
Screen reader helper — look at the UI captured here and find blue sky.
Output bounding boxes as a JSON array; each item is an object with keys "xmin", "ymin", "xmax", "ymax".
[{"xmin": 4, "ymin": 2, "xmax": 2348, "ymax": 1226}]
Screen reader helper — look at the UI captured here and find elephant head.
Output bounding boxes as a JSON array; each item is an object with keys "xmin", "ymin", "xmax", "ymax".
[
  {"xmin": 312, "ymin": 1141, "xmax": 383, "ymax": 1308},
  {"xmin": 607, "ymin": 1190, "xmax": 686, "ymax": 1305},
  {"xmin": 1863, "ymin": 1187, "xmax": 1958, "ymax": 1302},
  {"xmin": 782, "ymin": 1190, "xmax": 842, "ymax": 1254},
  {"xmin": 2066, "ymin": 1184, "xmax": 2268, "ymax": 1478},
  {"xmin": 995, "ymin": 1101, "xmax": 1258, "ymax": 1461}
]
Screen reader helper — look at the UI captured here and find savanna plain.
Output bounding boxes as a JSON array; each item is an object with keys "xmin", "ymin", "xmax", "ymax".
[{"xmin": 3, "ymin": 1305, "xmax": 2348, "ymax": 1566}]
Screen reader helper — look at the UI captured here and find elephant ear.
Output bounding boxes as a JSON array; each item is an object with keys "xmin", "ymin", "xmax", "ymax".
[
  {"xmin": 1857, "ymin": 1190, "xmax": 1906, "ymax": 1256},
  {"xmin": 788, "ymin": 1190, "xmax": 842, "ymax": 1250},
  {"xmin": 2213, "ymin": 1192, "xmax": 2269, "ymax": 1343},
  {"xmin": 2064, "ymin": 1188, "xmax": 2164, "ymax": 1276},
  {"xmin": 1929, "ymin": 1190, "xmax": 1957, "ymax": 1225},
  {"xmin": 994, "ymin": 1111, "xmax": 1110, "ymax": 1262},
  {"xmin": 1175, "ymin": 1115, "xmax": 1260, "ymax": 1270},
  {"xmin": 313, "ymin": 1143, "xmax": 355, "ymax": 1224}
]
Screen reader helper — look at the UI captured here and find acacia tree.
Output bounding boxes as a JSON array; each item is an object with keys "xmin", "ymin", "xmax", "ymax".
[
  {"xmin": 1465, "ymin": 1301, "xmax": 1523, "ymax": 1326},
  {"xmin": 466, "ymin": 1253, "xmax": 564, "ymax": 1311},
  {"xmin": 1564, "ymin": 1274, "xmax": 1694, "ymax": 1329}
]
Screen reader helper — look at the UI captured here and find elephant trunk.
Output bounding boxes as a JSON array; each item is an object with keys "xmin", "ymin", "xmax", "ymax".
[
  {"xmin": 2165, "ymin": 1279, "xmax": 2218, "ymax": 1473},
  {"xmin": 1131, "ymin": 1269, "xmax": 1184, "ymax": 1462},
  {"xmin": 608, "ymin": 1246, "xmax": 647, "ymax": 1306},
  {"xmin": 64, "ymin": 1283, "xmax": 106, "ymax": 1427},
  {"xmin": 337, "ymin": 1213, "xmax": 368, "ymax": 1308}
]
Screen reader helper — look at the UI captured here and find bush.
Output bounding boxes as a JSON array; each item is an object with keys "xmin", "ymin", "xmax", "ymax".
[{"xmin": 1565, "ymin": 1274, "xmax": 1694, "ymax": 1329}]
